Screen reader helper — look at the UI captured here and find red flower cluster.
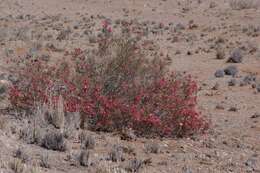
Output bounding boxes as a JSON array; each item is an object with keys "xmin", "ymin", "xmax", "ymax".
[{"xmin": 9, "ymin": 27, "xmax": 208, "ymax": 137}]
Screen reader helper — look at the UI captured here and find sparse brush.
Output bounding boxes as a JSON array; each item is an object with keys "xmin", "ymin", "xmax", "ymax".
[
  {"xmin": 44, "ymin": 95, "xmax": 65, "ymax": 131},
  {"xmin": 0, "ymin": 116, "xmax": 6, "ymax": 130},
  {"xmin": 14, "ymin": 148, "xmax": 29, "ymax": 163},
  {"xmin": 124, "ymin": 158, "xmax": 143, "ymax": 173},
  {"xmin": 81, "ymin": 135, "xmax": 95, "ymax": 150},
  {"xmin": 216, "ymin": 46, "xmax": 225, "ymax": 60},
  {"xmin": 41, "ymin": 131, "xmax": 66, "ymax": 151},
  {"xmin": 9, "ymin": 159, "xmax": 24, "ymax": 173},
  {"xmin": 39, "ymin": 153, "xmax": 50, "ymax": 168},
  {"xmin": 109, "ymin": 145, "xmax": 124, "ymax": 162},
  {"xmin": 8, "ymin": 23, "xmax": 208, "ymax": 138},
  {"xmin": 144, "ymin": 142, "xmax": 160, "ymax": 154},
  {"xmin": 229, "ymin": 0, "xmax": 257, "ymax": 10},
  {"xmin": 79, "ymin": 150, "xmax": 90, "ymax": 167},
  {"xmin": 19, "ymin": 122, "xmax": 42, "ymax": 144},
  {"xmin": 30, "ymin": 166, "xmax": 40, "ymax": 173}
]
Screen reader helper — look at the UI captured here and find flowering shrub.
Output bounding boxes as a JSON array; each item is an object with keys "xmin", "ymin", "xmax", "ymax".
[{"xmin": 8, "ymin": 23, "xmax": 208, "ymax": 137}]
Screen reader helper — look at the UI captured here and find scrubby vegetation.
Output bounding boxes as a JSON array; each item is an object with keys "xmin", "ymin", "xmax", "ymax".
[
  {"xmin": 8, "ymin": 23, "xmax": 208, "ymax": 138},
  {"xmin": 229, "ymin": 0, "xmax": 257, "ymax": 10}
]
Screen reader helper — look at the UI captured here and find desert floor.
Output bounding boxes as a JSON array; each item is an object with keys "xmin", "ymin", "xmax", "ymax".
[{"xmin": 0, "ymin": 0, "xmax": 260, "ymax": 172}]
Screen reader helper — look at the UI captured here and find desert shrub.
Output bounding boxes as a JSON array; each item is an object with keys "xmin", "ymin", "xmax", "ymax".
[
  {"xmin": 109, "ymin": 145, "xmax": 124, "ymax": 162},
  {"xmin": 79, "ymin": 150, "xmax": 90, "ymax": 167},
  {"xmin": 13, "ymin": 148, "xmax": 29, "ymax": 163},
  {"xmin": 8, "ymin": 23, "xmax": 207, "ymax": 138},
  {"xmin": 9, "ymin": 159, "xmax": 24, "ymax": 173},
  {"xmin": 40, "ymin": 153, "xmax": 50, "ymax": 168},
  {"xmin": 144, "ymin": 142, "xmax": 160, "ymax": 154},
  {"xmin": 229, "ymin": 0, "xmax": 257, "ymax": 10},
  {"xmin": 81, "ymin": 135, "xmax": 95, "ymax": 150},
  {"xmin": 41, "ymin": 132, "xmax": 66, "ymax": 151}
]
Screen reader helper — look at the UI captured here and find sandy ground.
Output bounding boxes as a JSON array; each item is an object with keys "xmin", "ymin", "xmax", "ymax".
[{"xmin": 0, "ymin": 0, "xmax": 260, "ymax": 172}]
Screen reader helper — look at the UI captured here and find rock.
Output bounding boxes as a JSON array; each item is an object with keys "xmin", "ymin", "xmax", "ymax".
[
  {"xmin": 257, "ymin": 84, "xmax": 260, "ymax": 92},
  {"xmin": 215, "ymin": 69, "xmax": 225, "ymax": 78},
  {"xmin": 224, "ymin": 66, "xmax": 238, "ymax": 76},
  {"xmin": 212, "ymin": 83, "xmax": 220, "ymax": 90},
  {"xmin": 228, "ymin": 79, "xmax": 237, "ymax": 86},
  {"xmin": 227, "ymin": 48, "xmax": 243, "ymax": 63},
  {"xmin": 187, "ymin": 51, "xmax": 192, "ymax": 55},
  {"xmin": 245, "ymin": 157, "xmax": 257, "ymax": 171},
  {"xmin": 174, "ymin": 23, "xmax": 185, "ymax": 32},
  {"xmin": 229, "ymin": 107, "xmax": 238, "ymax": 112},
  {"xmin": 216, "ymin": 104, "xmax": 225, "ymax": 110},
  {"xmin": 241, "ymin": 75, "xmax": 256, "ymax": 86},
  {"xmin": 251, "ymin": 113, "xmax": 260, "ymax": 119}
]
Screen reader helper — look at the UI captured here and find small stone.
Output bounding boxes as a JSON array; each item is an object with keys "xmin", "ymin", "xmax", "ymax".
[
  {"xmin": 256, "ymin": 84, "xmax": 260, "ymax": 92},
  {"xmin": 252, "ymin": 83, "xmax": 257, "ymax": 88},
  {"xmin": 245, "ymin": 157, "xmax": 257, "ymax": 170},
  {"xmin": 224, "ymin": 66, "xmax": 238, "ymax": 76},
  {"xmin": 229, "ymin": 107, "xmax": 238, "ymax": 112},
  {"xmin": 216, "ymin": 104, "xmax": 225, "ymax": 110},
  {"xmin": 227, "ymin": 48, "xmax": 243, "ymax": 63},
  {"xmin": 240, "ymin": 81, "xmax": 246, "ymax": 86},
  {"xmin": 174, "ymin": 23, "xmax": 185, "ymax": 32},
  {"xmin": 251, "ymin": 113, "xmax": 260, "ymax": 119},
  {"xmin": 240, "ymin": 74, "xmax": 256, "ymax": 86},
  {"xmin": 228, "ymin": 79, "xmax": 237, "ymax": 86},
  {"xmin": 215, "ymin": 69, "xmax": 225, "ymax": 78},
  {"xmin": 175, "ymin": 50, "xmax": 181, "ymax": 54},
  {"xmin": 212, "ymin": 83, "xmax": 220, "ymax": 90}
]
